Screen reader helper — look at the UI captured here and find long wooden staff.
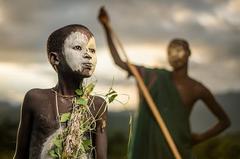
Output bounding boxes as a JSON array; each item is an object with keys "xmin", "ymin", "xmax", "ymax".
[{"xmin": 106, "ymin": 23, "xmax": 182, "ymax": 159}]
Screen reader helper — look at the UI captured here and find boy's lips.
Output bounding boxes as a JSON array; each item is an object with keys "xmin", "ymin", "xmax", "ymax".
[{"xmin": 82, "ymin": 63, "xmax": 93, "ymax": 69}]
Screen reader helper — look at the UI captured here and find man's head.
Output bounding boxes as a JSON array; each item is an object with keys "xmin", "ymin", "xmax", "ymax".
[
  {"xmin": 47, "ymin": 24, "xmax": 97, "ymax": 78},
  {"xmin": 167, "ymin": 38, "xmax": 191, "ymax": 70}
]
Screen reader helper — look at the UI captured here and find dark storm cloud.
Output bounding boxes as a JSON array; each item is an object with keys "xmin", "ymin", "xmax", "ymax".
[
  {"xmin": 104, "ymin": 0, "xmax": 240, "ymax": 61},
  {"xmin": 0, "ymin": 0, "xmax": 102, "ymax": 51},
  {"xmin": 0, "ymin": 0, "xmax": 239, "ymax": 65},
  {"xmin": 0, "ymin": 0, "xmax": 239, "ymax": 103}
]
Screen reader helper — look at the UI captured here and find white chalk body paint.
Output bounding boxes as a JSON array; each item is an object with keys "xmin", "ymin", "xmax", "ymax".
[
  {"xmin": 63, "ymin": 31, "xmax": 97, "ymax": 75},
  {"xmin": 40, "ymin": 128, "xmax": 90, "ymax": 159},
  {"xmin": 40, "ymin": 128, "xmax": 61, "ymax": 159}
]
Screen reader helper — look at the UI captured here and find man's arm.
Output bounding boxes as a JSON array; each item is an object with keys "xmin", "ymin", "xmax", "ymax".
[
  {"xmin": 13, "ymin": 91, "xmax": 34, "ymax": 159},
  {"xmin": 192, "ymin": 84, "xmax": 231, "ymax": 145},
  {"xmin": 95, "ymin": 97, "xmax": 108, "ymax": 159},
  {"xmin": 98, "ymin": 7, "xmax": 129, "ymax": 72}
]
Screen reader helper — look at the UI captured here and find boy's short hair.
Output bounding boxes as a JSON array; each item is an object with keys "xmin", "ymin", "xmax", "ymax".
[{"xmin": 47, "ymin": 24, "xmax": 93, "ymax": 56}]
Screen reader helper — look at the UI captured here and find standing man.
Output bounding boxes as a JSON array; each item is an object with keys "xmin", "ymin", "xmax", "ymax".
[
  {"xmin": 98, "ymin": 8, "xmax": 230, "ymax": 159},
  {"xmin": 14, "ymin": 24, "xmax": 107, "ymax": 159}
]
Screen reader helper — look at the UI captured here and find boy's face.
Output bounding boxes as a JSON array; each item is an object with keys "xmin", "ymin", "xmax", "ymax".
[
  {"xmin": 168, "ymin": 45, "xmax": 189, "ymax": 70},
  {"xmin": 62, "ymin": 31, "xmax": 97, "ymax": 77}
]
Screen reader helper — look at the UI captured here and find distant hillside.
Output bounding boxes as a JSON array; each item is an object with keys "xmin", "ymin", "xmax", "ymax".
[
  {"xmin": 109, "ymin": 91, "xmax": 240, "ymax": 137},
  {"xmin": 191, "ymin": 91, "xmax": 240, "ymax": 133},
  {"xmin": 0, "ymin": 91, "xmax": 239, "ymax": 145},
  {"xmin": 193, "ymin": 133, "xmax": 240, "ymax": 159},
  {"xmin": 0, "ymin": 101, "xmax": 19, "ymax": 124}
]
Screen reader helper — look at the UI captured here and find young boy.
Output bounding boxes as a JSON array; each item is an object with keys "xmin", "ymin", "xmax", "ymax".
[{"xmin": 14, "ymin": 24, "xmax": 107, "ymax": 159}]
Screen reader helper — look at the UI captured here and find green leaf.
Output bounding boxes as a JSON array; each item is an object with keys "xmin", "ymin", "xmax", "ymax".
[
  {"xmin": 49, "ymin": 149, "xmax": 58, "ymax": 158},
  {"xmin": 79, "ymin": 143, "xmax": 85, "ymax": 152},
  {"xmin": 108, "ymin": 94, "xmax": 118, "ymax": 103},
  {"xmin": 75, "ymin": 89, "xmax": 83, "ymax": 96},
  {"xmin": 105, "ymin": 89, "xmax": 116, "ymax": 96},
  {"xmin": 76, "ymin": 97, "xmax": 88, "ymax": 106},
  {"xmin": 83, "ymin": 139, "xmax": 92, "ymax": 150},
  {"xmin": 84, "ymin": 83, "xmax": 95, "ymax": 95},
  {"xmin": 53, "ymin": 138, "xmax": 63, "ymax": 149},
  {"xmin": 55, "ymin": 147, "xmax": 61, "ymax": 158},
  {"xmin": 60, "ymin": 113, "xmax": 71, "ymax": 123}
]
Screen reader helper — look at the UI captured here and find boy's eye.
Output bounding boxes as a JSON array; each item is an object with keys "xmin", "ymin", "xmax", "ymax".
[
  {"xmin": 89, "ymin": 48, "xmax": 96, "ymax": 54},
  {"xmin": 73, "ymin": 45, "xmax": 82, "ymax": 50}
]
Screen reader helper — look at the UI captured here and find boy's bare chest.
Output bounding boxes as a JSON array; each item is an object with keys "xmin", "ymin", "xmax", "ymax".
[{"xmin": 32, "ymin": 96, "xmax": 98, "ymax": 135}]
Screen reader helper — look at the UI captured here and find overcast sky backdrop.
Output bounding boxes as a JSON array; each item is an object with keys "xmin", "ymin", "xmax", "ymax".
[{"xmin": 0, "ymin": 0, "xmax": 239, "ymax": 113}]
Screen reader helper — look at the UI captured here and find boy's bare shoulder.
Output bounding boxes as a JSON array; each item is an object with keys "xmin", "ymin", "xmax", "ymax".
[
  {"xmin": 23, "ymin": 88, "xmax": 52, "ymax": 109},
  {"xmin": 92, "ymin": 96, "xmax": 107, "ymax": 115},
  {"xmin": 92, "ymin": 96, "xmax": 106, "ymax": 107},
  {"xmin": 25, "ymin": 88, "xmax": 51, "ymax": 99}
]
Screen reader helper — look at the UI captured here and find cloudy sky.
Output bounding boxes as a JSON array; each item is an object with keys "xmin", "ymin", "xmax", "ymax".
[{"xmin": 0, "ymin": 0, "xmax": 240, "ymax": 111}]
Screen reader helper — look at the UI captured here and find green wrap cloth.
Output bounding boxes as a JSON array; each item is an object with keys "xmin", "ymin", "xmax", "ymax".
[{"xmin": 128, "ymin": 67, "xmax": 193, "ymax": 159}]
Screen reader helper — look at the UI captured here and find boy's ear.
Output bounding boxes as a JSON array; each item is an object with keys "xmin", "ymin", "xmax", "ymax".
[{"xmin": 49, "ymin": 52, "xmax": 60, "ymax": 66}]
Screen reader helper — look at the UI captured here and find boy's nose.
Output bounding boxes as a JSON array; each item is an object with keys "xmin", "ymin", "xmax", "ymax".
[{"xmin": 83, "ymin": 52, "xmax": 92, "ymax": 59}]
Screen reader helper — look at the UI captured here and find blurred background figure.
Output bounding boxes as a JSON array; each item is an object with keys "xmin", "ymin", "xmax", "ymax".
[{"xmin": 98, "ymin": 7, "xmax": 230, "ymax": 159}]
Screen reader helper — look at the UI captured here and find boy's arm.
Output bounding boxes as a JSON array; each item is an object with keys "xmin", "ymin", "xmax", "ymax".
[
  {"xmin": 95, "ymin": 97, "xmax": 108, "ymax": 159},
  {"xmin": 13, "ymin": 91, "xmax": 34, "ymax": 159},
  {"xmin": 192, "ymin": 84, "xmax": 231, "ymax": 145}
]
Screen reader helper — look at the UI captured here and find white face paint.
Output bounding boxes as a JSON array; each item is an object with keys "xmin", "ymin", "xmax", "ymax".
[{"xmin": 63, "ymin": 31, "xmax": 97, "ymax": 76}]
